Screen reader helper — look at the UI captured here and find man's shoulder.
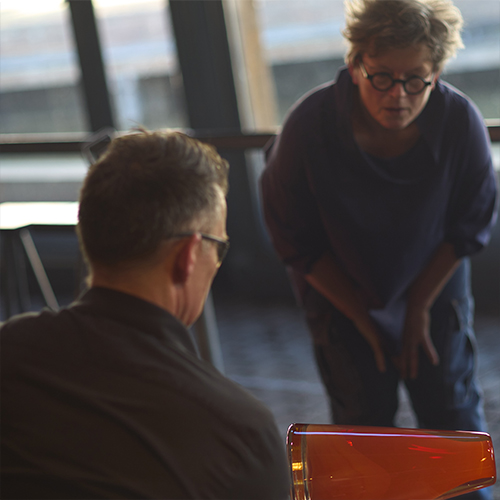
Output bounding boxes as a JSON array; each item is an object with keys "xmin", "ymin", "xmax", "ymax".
[
  {"xmin": 170, "ymin": 353, "xmax": 275, "ymax": 426},
  {"xmin": 212, "ymin": 371, "xmax": 274, "ymax": 421},
  {"xmin": 159, "ymin": 367, "xmax": 289, "ymax": 498},
  {"xmin": 1, "ymin": 308, "xmax": 62, "ymax": 340},
  {"xmin": 0, "ymin": 307, "xmax": 84, "ymax": 374}
]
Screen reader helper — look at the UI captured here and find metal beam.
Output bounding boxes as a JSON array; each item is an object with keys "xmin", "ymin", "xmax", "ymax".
[
  {"xmin": 168, "ymin": 1, "xmax": 275, "ymax": 297},
  {"xmin": 1, "ymin": 122, "xmax": 498, "ymax": 154},
  {"xmin": 168, "ymin": 0, "xmax": 241, "ymax": 130},
  {"xmin": 67, "ymin": 0, "xmax": 115, "ymax": 132},
  {"xmin": 0, "ymin": 131, "xmax": 278, "ymax": 154}
]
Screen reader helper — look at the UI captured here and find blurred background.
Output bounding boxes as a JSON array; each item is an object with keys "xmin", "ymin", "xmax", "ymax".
[
  {"xmin": 1, "ymin": 0, "xmax": 498, "ymax": 303},
  {"xmin": 0, "ymin": 0, "xmax": 499, "ymax": 493}
]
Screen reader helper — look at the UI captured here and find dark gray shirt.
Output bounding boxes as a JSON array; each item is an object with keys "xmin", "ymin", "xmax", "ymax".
[{"xmin": 1, "ymin": 287, "xmax": 290, "ymax": 499}]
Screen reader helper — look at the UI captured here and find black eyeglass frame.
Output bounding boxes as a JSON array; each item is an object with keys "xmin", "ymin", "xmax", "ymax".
[
  {"xmin": 358, "ymin": 60, "xmax": 434, "ymax": 95},
  {"xmin": 172, "ymin": 232, "xmax": 230, "ymax": 265}
]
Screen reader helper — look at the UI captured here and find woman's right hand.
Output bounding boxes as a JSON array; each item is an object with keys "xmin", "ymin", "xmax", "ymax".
[
  {"xmin": 305, "ymin": 253, "xmax": 386, "ymax": 373},
  {"xmin": 352, "ymin": 313, "xmax": 387, "ymax": 373}
]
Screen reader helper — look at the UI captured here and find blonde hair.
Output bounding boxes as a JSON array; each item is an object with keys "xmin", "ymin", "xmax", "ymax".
[{"xmin": 343, "ymin": 0, "xmax": 464, "ymax": 70}]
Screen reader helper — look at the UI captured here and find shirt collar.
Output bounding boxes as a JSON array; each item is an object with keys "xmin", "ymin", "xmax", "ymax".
[{"xmin": 75, "ymin": 287, "xmax": 198, "ymax": 355}]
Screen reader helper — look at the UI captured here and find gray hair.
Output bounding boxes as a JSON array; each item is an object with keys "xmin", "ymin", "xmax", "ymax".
[
  {"xmin": 78, "ymin": 129, "xmax": 229, "ymax": 266},
  {"xmin": 343, "ymin": 0, "xmax": 464, "ymax": 70}
]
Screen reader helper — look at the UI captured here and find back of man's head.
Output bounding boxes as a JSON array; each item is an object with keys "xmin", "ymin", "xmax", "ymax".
[{"xmin": 77, "ymin": 129, "xmax": 229, "ymax": 268}]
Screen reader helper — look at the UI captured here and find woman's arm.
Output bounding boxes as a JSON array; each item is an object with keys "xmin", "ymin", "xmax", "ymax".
[
  {"xmin": 305, "ymin": 252, "xmax": 386, "ymax": 372},
  {"xmin": 398, "ymin": 242, "xmax": 461, "ymax": 379}
]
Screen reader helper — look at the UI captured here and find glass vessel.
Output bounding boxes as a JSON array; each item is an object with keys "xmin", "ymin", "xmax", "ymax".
[{"xmin": 287, "ymin": 423, "xmax": 496, "ymax": 500}]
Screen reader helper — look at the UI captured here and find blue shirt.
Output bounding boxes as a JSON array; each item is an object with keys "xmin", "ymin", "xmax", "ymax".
[{"xmin": 261, "ymin": 68, "xmax": 498, "ymax": 343}]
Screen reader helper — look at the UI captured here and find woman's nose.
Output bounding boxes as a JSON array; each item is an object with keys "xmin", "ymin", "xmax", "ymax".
[{"xmin": 387, "ymin": 81, "xmax": 407, "ymax": 97}]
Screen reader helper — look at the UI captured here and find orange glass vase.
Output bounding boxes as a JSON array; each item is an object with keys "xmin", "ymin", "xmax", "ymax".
[{"xmin": 287, "ymin": 423, "xmax": 496, "ymax": 500}]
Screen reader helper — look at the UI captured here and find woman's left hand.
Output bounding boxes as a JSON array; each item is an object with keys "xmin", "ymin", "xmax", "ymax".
[{"xmin": 395, "ymin": 306, "xmax": 439, "ymax": 380}]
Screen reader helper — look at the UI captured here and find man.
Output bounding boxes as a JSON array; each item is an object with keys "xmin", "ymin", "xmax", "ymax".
[{"xmin": 1, "ymin": 130, "xmax": 290, "ymax": 499}]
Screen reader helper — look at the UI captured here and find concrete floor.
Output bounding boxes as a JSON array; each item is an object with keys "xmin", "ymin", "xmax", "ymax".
[{"xmin": 214, "ymin": 298, "xmax": 500, "ymax": 499}]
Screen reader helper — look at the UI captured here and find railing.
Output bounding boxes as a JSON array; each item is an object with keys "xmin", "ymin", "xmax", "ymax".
[
  {"xmin": 0, "ymin": 130, "xmax": 275, "ymax": 154},
  {"xmin": 1, "ymin": 120, "xmax": 499, "ymax": 154}
]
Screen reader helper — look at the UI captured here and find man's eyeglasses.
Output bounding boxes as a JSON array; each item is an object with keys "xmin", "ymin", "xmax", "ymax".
[
  {"xmin": 172, "ymin": 232, "xmax": 230, "ymax": 266},
  {"xmin": 358, "ymin": 60, "xmax": 433, "ymax": 95}
]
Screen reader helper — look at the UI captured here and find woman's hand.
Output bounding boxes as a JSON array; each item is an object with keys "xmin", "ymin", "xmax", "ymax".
[
  {"xmin": 305, "ymin": 252, "xmax": 387, "ymax": 373},
  {"xmin": 395, "ymin": 243, "xmax": 460, "ymax": 379},
  {"xmin": 396, "ymin": 305, "xmax": 439, "ymax": 380},
  {"xmin": 352, "ymin": 313, "xmax": 387, "ymax": 373}
]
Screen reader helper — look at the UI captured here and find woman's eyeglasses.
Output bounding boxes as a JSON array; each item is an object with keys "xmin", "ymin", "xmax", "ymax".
[{"xmin": 358, "ymin": 60, "xmax": 434, "ymax": 95}]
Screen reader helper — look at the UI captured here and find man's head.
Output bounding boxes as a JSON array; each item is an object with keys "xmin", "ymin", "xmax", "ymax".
[{"xmin": 77, "ymin": 129, "xmax": 229, "ymax": 324}]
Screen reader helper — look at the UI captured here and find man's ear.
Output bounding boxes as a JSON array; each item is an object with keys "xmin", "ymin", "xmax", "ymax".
[{"xmin": 171, "ymin": 234, "xmax": 201, "ymax": 284}]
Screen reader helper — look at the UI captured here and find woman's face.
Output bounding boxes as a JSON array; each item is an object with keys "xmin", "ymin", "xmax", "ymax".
[{"xmin": 350, "ymin": 45, "xmax": 439, "ymax": 131}]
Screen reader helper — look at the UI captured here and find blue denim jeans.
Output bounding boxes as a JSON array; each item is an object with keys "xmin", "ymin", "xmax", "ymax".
[{"xmin": 304, "ymin": 259, "xmax": 492, "ymax": 500}]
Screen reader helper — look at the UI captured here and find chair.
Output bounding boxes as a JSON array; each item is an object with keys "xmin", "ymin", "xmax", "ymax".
[{"xmin": 287, "ymin": 423, "xmax": 496, "ymax": 500}]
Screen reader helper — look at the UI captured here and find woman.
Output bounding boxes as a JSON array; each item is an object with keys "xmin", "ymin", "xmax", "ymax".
[{"xmin": 260, "ymin": 0, "xmax": 497, "ymax": 486}]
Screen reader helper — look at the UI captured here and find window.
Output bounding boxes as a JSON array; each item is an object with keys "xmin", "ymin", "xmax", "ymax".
[
  {"xmin": 92, "ymin": 0, "xmax": 188, "ymax": 131},
  {"xmin": 254, "ymin": 0, "xmax": 348, "ymax": 125},
  {"xmin": 0, "ymin": 0, "xmax": 87, "ymax": 133},
  {"xmin": 253, "ymin": 0, "xmax": 500, "ymax": 124},
  {"xmin": 443, "ymin": 0, "xmax": 500, "ymax": 119}
]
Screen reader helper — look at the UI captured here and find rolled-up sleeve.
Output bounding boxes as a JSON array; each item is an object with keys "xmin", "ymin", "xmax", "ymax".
[
  {"xmin": 260, "ymin": 116, "xmax": 328, "ymax": 275},
  {"xmin": 445, "ymin": 102, "xmax": 499, "ymax": 258}
]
